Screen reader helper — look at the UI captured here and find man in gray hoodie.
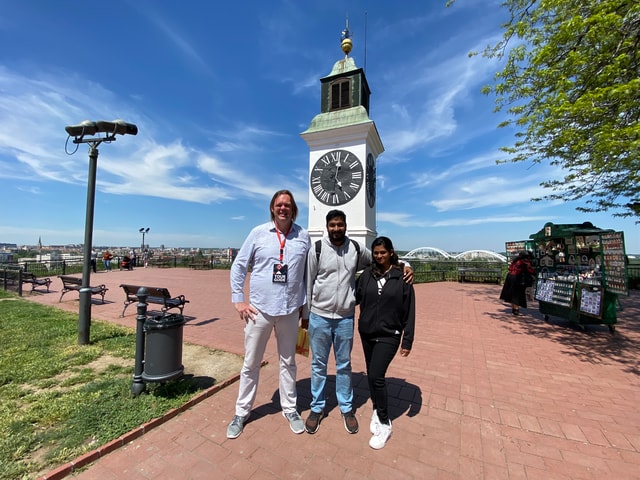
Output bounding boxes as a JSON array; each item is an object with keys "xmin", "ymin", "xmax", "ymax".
[{"xmin": 304, "ymin": 210, "xmax": 412, "ymax": 435}]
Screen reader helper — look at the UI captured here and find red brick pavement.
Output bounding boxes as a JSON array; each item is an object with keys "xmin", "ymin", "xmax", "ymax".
[{"xmin": 23, "ymin": 268, "xmax": 640, "ymax": 479}]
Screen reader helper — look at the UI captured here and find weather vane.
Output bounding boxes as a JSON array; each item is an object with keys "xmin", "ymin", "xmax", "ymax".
[{"xmin": 341, "ymin": 15, "xmax": 352, "ymax": 58}]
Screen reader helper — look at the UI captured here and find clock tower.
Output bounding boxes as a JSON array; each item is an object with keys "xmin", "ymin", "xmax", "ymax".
[{"xmin": 301, "ymin": 23, "xmax": 384, "ymax": 248}]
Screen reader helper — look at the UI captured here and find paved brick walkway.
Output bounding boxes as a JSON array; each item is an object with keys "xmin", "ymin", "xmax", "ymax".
[{"xmin": 24, "ymin": 268, "xmax": 640, "ymax": 479}]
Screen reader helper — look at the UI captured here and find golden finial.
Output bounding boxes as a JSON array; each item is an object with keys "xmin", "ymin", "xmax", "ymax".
[{"xmin": 341, "ymin": 15, "xmax": 352, "ymax": 57}]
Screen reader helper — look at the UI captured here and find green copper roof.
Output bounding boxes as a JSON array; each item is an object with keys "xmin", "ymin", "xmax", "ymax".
[
  {"xmin": 302, "ymin": 105, "xmax": 371, "ymax": 134},
  {"xmin": 327, "ymin": 57, "xmax": 358, "ymax": 77}
]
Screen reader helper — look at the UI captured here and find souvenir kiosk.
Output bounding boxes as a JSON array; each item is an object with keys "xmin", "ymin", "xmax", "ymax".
[{"xmin": 507, "ymin": 222, "xmax": 628, "ymax": 333}]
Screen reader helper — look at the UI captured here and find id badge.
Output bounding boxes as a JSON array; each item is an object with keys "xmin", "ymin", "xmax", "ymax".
[{"xmin": 272, "ymin": 263, "xmax": 288, "ymax": 283}]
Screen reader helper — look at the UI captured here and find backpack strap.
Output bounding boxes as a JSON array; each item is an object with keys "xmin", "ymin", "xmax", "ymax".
[
  {"xmin": 316, "ymin": 238, "xmax": 360, "ymax": 264},
  {"xmin": 350, "ymin": 238, "xmax": 360, "ymax": 265}
]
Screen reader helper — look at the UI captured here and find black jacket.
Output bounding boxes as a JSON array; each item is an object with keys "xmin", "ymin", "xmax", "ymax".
[{"xmin": 356, "ymin": 266, "xmax": 415, "ymax": 351}]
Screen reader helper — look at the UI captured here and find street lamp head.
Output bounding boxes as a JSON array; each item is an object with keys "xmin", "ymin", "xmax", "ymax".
[
  {"xmin": 96, "ymin": 120, "xmax": 138, "ymax": 136},
  {"xmin": 65, "ymin": 119, "xmax": 138, "ymax": 142},
  {"xmin": 140, "ymin": 227, "xmax": 150, "ymax": 233},
  {"xmin": 65, "ymin": 120, "xmax": 98, "ymax": 137}
]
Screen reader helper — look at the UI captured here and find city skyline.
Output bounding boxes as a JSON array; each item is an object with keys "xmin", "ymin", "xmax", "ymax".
[{"xmin": 0, "ymin": 1, "xmax": 638, "ymax": 254}]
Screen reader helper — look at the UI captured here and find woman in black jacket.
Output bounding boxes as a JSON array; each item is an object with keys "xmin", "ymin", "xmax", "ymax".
[
  {"xmin": 356, "ymin": 236, "xmax": 415, "ymax": 450},
  {"xmin": 499, "ymin": 250, "xmax": 535, "ymax": 315}
]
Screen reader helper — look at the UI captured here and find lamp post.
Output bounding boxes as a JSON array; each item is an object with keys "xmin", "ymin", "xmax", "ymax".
[
  {"xmin": 139, "ymin": 227, "xmax": 150, "ymax": 251},
  {"xmin": 65, "ymin": 120, "xmax": 138, "ymax": 345}
]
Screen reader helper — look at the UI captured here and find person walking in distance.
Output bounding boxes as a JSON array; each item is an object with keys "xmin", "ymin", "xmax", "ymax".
[
  {"xmin": 304, "ymin": 210, "xmax": 413, "ymax": 435},
  {"xmin": 102, "ymin": 250, "xmax": 113, "ymax": 271},
  {"xmin": 356, "ymin": 236, "xmax": 415, "ymax": 449},
  {"xmin": 129, "ymin": 249, "xmax": 136, "ymax": 269},
  {"xmin": 90, "ymin": 248, "xmax": 97, "ymax": 274},
  {"xmin": 226, "ymin": 189, "xmax": 311, "ymax": 439}
]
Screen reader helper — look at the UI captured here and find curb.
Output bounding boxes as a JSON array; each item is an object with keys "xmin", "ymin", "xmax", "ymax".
[{"xmin": 37, "ymin": 361, "xmax": 267, "ymax": 480}]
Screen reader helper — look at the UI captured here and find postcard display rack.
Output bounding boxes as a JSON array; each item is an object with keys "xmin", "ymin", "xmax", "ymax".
[{"xmin": 510, "ymin": 222, "xmax": 628, "ymax": 333}]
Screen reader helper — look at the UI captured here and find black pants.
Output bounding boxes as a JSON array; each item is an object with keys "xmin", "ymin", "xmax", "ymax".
[{"xmin": 360, "ymin": 336, "xmax": 400, "ymax": 424}]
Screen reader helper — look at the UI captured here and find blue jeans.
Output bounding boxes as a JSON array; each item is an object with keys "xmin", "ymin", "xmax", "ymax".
[{"xmin": 308, "ymin": 311, "xmax": 354, "ymax": 414}]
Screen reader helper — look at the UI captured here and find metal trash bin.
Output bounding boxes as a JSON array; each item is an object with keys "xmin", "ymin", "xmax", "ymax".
[{"xmin": 142, "ymin": 313, "xmax": 185, "ymax": 382}]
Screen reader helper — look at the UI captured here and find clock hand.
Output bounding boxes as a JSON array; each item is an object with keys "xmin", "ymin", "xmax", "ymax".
[{"xmin": 333, "ymin": 162, "xmax": 342, "ymax": 188}]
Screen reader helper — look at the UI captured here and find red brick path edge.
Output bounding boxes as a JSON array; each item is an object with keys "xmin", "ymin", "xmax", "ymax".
[
  {"xmin": 21, "ymin": 268, "xmax": 640, "ymax": 480},
  {"xmin": 36, "ymin": 371, "xmax": 248, "ymax": 480}
]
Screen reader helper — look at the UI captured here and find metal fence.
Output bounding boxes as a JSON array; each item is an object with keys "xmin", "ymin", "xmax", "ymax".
[
  {"xmin": 405, "ymin": 259, "xmax": 507, "ymax": 284},
  {"xmin": 2, "ymin": 255, "xmax": 234, "ymax": 274},
  {"xmin": 3, "ymin": 256, "xmax": 638, "ymax": 294}
]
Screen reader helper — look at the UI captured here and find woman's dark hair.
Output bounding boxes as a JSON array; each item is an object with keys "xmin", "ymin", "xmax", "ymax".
[
  {"xmin": 512, "ymin": 250, "xmax": 530, "ymax": 264},
  {"xmin": 371, "ymin": 236, "xmax": 400, "ymax": 275},
  {"xmin": 269, "ymin": 189, "xmax": 298, "ymax": 222}
]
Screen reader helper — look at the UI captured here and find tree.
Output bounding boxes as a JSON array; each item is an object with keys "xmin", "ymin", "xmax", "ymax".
[{"xmin": 461, "ymin": 0, "xmax": 640, "ymax": 218}]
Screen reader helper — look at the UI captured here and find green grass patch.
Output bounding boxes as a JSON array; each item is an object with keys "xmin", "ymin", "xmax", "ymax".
[{"xmin": 0, "ymin": 290, "xmax": 213, "ymax": 479}]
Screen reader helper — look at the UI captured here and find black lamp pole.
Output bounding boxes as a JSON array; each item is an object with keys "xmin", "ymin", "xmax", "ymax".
[
  {"xmin": 65, "ymin": 120, "xmax": 138, "ymax": 345},
  {"xmin": 139, "ymin": 227, "xmax": 149, "ymax": 251}
]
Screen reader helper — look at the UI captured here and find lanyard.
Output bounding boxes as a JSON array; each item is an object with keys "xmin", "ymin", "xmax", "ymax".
[{"xmin": 275, "ymin": 223, "xmax": 291, "ymax": 263}]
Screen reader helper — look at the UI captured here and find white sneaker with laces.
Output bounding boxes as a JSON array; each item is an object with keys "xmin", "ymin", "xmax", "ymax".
[
  {"xmin": 369, "ymin": 420, "xmax": 392, "ymax": 449},
  {"xmin": 370, "ymin": 410, "xmax": 380, "ymax": 434}
]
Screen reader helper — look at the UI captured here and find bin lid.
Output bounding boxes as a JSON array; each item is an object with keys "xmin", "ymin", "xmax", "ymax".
[{"xmin": 144, "ymin": 313, "xmax": 185, "ymax": 330}]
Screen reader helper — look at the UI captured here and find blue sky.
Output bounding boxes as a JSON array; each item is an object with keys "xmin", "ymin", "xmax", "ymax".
[{"xmin": 1, "ymin": 0, "xmax": 638, "ymax": 254}]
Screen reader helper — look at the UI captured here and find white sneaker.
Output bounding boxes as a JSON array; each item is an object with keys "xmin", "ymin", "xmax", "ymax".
[
  {"xmin": 370, "ymin": 410, "xmax": 380, "ymax": 434},
  {"xmin": 369, "ymin": 420, "xmax": 392, "ymax": 449}
]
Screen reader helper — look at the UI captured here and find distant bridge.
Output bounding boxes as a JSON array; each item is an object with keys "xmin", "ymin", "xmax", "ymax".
[{"xmin": 402, "ymin": 247, "xmax": 506, "ymax": 262}]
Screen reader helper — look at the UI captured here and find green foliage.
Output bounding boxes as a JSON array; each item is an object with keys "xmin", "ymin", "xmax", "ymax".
[
  {"xmin": 467, "ymin": 0, "xmax": 640, "ymax": 217},
  {"xmin": 0, "ymin": 293, "xmax": 210, "ymax": 479}
]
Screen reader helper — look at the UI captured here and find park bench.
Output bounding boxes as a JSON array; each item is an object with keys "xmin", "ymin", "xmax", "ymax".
[
  {"xmin": 22, "ymin": 272, "xmax": 52, "ymax": 292},
  {"xmin": 58, "ymin": 275, "xmax": 108, "ymax": 303},
  {"xmin": 457, "ymin": 267, "xmax": 503, "ymax": 284},
  {"xmin": 149, "ymin": 258, "xmax": 172, "ymax": 268},
  {"xmin": 189, "ymin": 261, "xmax": 211, "ymax": 270},
  {"xmin": 119, "ymin": 284, "xmax": 189, "ymax": 317}
]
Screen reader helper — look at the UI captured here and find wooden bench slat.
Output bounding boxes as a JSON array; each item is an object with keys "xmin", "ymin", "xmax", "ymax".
[
  {"xmin": 22, "ymin": 273, "xmax": 52, "ymax": 292},
  {"xmin": 58, "ymin": 275, "xmax": 108, "ymax": 303},
  {"xmin": 189, "ymin": 262, "xmax": 211, "ymax": 270},
  {"xmin": 457, "ymin": 268, "xmax": 503, "ymax": 284},
  {"xmin": 119, "ymin": 284, "xmax": 189, "ymax": 317}
]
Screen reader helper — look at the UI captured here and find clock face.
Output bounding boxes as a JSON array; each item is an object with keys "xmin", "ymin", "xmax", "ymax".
[
  {"xmin": 310, "ymin": 149, "xmax": 363, "ymax": 206},
  {"xmin": 366, "ymin": 153, "xmax": 376, "ymax": 208}
]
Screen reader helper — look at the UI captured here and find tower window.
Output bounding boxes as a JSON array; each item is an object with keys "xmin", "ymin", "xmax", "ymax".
[{"xmin": 330, "ymin": 79, "xmax": 351, "ymax": 110}]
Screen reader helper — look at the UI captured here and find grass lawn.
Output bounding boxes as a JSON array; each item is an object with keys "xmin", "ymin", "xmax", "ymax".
[{"xmin": 0, "ymin": 289, "xmax": 228, "ymax": 479}]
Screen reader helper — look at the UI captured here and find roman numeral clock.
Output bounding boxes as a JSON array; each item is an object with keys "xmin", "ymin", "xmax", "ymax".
[
  {"xmin": 301, "ymin": 22, "xmax": 384, "ymax": 247},
  {"xmin": 310, "ymin": 149, "xmax": 364, "ymax": 206}
]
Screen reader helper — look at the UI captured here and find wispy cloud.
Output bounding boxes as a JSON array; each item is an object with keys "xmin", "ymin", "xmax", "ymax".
[
  {"xmin": 430, "ymin": 215, "xmax": 552, "ymax": 227},
  {"xmin": 378, "ymin": 212, "xmax": 431, "ymax": 228},
  {"xmin": 137, "ymin": 9, "xmax": 213, "ymax": 76},
  {"xmin": 0, "ymin": 66, "xmax": 304, "ymax": 207},
  {"xmin": 379, "ymin": 211, "xmax": 552, "ymax": 228}
]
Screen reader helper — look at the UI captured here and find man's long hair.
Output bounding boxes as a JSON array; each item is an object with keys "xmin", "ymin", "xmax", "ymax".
[{"xmin": 269, "ymin": 189, "xmax": 298, "ymax": 222}]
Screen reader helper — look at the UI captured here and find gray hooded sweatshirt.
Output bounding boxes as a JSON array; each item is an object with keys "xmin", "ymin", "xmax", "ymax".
[{"xmin": 306, "ymin": 235, "xmax": 371, "ymax": 319}]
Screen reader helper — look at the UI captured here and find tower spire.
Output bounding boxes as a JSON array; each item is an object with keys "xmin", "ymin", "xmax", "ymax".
[{"xmin": 341, "ymin": 14, "xmax": 352, "ymax": 58}]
